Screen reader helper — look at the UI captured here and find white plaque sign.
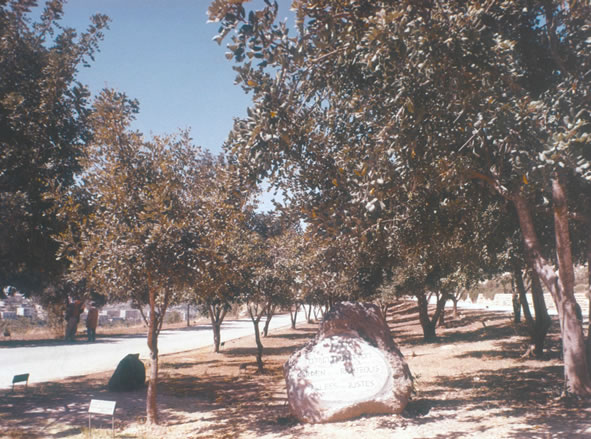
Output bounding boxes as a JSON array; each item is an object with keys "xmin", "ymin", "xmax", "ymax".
[
  {"xmin": 297, "ymin": 335, "xmax": 390, "ymax": 404},
  {"xmin": 89, "ymin": 399, "xmax": 116, "ymax": 416}
]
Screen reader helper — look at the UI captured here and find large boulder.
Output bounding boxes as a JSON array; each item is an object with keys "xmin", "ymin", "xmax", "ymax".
[
  {"xmin": 284, "ymin": 302, "xmax": 413, "ymax": 423},
  {"xmin": 108, "ymin": 353, "xmax": 145, "ymax": 391}
]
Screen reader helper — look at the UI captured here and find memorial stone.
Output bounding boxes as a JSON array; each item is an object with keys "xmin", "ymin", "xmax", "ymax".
[
  {"xmin": 284, "ymin": 302, "xmax": 413, "ymax": 423},
  {"xmin": 108, "ymin": 353, "xmax": 145, "ymax": 391}
]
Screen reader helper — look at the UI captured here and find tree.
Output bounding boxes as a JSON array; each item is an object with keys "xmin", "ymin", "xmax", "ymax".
[
  {"xmin": 0, "ymin": 0, "xmax": 108, "ymax": 294},
  {"xmin": 56, "ymin": 90, "xmax": 209, "ymax": 424},
  {"xmin": 187, "ymin": 155, "xmax": 253, "ymax": 353},
  {"xmin": 210, "ymin": 0, "xmax": 591, "ymax": 396},
  {"xmin": 239, "ymin": 212, "xmax": 296, "ymax": 372}
]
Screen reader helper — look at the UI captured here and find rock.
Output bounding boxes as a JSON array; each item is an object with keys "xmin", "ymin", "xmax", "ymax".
[
  {"xmin": 108, "ymin": 353, "xmax": 145, "ymax": 391},
  {"xmin": 284, "ymin": 302, "xmax": 413, "ymax": 423}
]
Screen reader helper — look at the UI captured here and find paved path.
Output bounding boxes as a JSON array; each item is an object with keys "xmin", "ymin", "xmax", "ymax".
[{"xmin": 0, "ymin": 314, "xmax": 294, "ymax": 390}]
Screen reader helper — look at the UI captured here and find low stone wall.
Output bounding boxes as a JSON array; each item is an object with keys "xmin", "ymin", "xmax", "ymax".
[{"xmin": 453, "ymin": 293, "xmax": 590, "ymax": 319}]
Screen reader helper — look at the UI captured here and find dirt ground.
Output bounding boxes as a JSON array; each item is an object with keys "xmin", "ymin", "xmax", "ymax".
[{"xmin": 2, "ymin": 301, "xmax": 591, "ymax": 439}]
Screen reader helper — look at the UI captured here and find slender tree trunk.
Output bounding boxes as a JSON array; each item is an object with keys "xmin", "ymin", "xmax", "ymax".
[
  {"xmin": 212, "ymin": 322, "xmax": 221, "ymax": 353},
  {"xmin": 186, "ymin": 303, "xmax": 190, "ymax": 327},
  {"xmin": 512, "ymin": 291, "xmax": 521, "ymax": 323},
  {"xmin": 248, "ymin": 305, "xmax": 264, "ymax": 373},
  {"xmin": 289, "ymin": 303, "xmax": 300, "ymax": 329},
  {"xmin": 208, "ymin": 304, "xmax": 227, "ymax": 353},
  {"xmin": 437, "ymin": 294, "xmax": 448, "ymax": 327},
  {"xmin": 529, "ymin": 269, "xmax": 551, "ymax": 357},
  {"xmin": 378, "ymin": 300, "xmax": 391, "ymax": 319},
  {"xmin": 513, "ymin": 186, "xmax": 591, "ymax": 395},
  {"xmin": 146, "ymin": 286, "xmax": 159, "ymax": 424},
  {"xmin": 514, "ymin": 264, "xmax": 551, "ymax": 358},
  {"xmin": 452, "ymin": 295, "xmax": 459, "ymax": 319},
  {"xmin": 262, "ymin": 304, "xmax": 275, "ymax": 337},
  {"xmin": 313, "ymin": 304, "xmax": 327, "ymax": 321},
  {"xmin": 254, "ymin": 318, "xmax": 264, "ymax": 372},
  {"xmin": 313, "ymin": 305, "xmax": 321, "ymax": 321},
  {"xmin": 434, "ymin": 292, "xmax": 447, "ymax": 329},
  {"xmin": 510, "ymin": 274, "xmax": 522, "ymax": 323},
  {"xmin": 514, "ymin": 265, "xmax": 534, "ymax": 324},
  {"xmin": 305, "ymin": 302, "xmax": 313, "ymax": 323}
]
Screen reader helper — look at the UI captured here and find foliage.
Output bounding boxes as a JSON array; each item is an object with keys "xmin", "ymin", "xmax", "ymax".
[
  {"xmin": 211, "ymin": 0, "xmax": 591, "ymax": 391},
  {"xmin": 210, "ymin": 0, "xmax": 590, "ymax": 268},
  {"xmin": 57, "ymin": 91, "xmax": 205, "ymax": 312},
  {"xmin": 234, "ymin": 212, "xmax": 300, "ymax": 370},
  {"xmin": 184, "ymin": 154, "xmax": 254, "ymax": 352},
  {"xmin": 55, "ymin": 89, "xmax": 219, "ymax": 423},
  {"xmin": 0, "ymin": 0, "xmax": 108, "ymax": 294}
]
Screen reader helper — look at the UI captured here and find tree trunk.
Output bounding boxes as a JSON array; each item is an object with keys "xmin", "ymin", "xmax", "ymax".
[
  {"xmin": 587, "ymin": 228, "xmax": 591, "ymax": 374},
  {"xmin": 248, "ymin": 305, "xmax": 264, "ymax": 373},
  {"xmin": 212, "ymin": 322, "xmax": 221, "ymax": 353},
  {"xmin": 510, "ymin": 275, "xmax": 521, "ymax": 323},
  {"xmin": 513, "ymin": 186, "xmax": 591, "ymax": 395},
  {"xmin": 529, "ymin": 269, "xmax": 551, "ymax": 357},
  {"xmin": 552, "ymin": 176, "xmax": 591, "ymax": 394},
  {"xmin": 434, "ymin": 292, "xmax": 447, "ymax": 330},
  {"xmin": 513, "ymin": 266, "xmax": 534, "ymax": 325},
  {"xmin": 514, "ymin": 264, "xmax": 551, "ymax": 358},
  {"xmin": 416, "ymin": 291, "xmax": 445, "ymax": 341},
  {"xmin": 147, "ymin": 340, "xmax": 159, "ymax": 425},
  {"xmin": 437, "ymin": 294, "xmax": 448, "ymax": 327},
  {"xmin": 305, "ymin": 302, "xmax": 313, "ymax": 323},
  {"xmin": 186, "ymin": 303, "xmax": 190, "ymax": 327},
  {"xmin": 313, "ymin": 306, "xmax": 319, "ymax": 321},
  {"xmin": 289, "ymin": 303, "xmax": 299, "ymax": 329},
  {"xmin": 208, "ymin": 303, "xmax": 227, "ymax": 353},
  {"xmin": 378, "ymin": 300, "xmax": 391, "ymax": 319},
  {"xmin": 262, "ymin": 304, "xmax": 275, "ymax": 337},
  {"xmin": 253, "ymin": 318, "xmax": 264, "ymax": 373},
  {"xmin": 146, "ymin": 287, "xmax": 159, "ymax": 424},
  {"xmin": 512, "ymin": 291, "xmax": 521, "ymax": 323}
]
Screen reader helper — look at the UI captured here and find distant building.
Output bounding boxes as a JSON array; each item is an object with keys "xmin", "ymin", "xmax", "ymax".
[
  {"xmin": 106, "ymin": 309, "xmax": 121, "ymax": 318},
  {"xmin": 121, "ymin": 309, "xmax": 142, "ymax": 320},
  {"xmin": 16, "ymin": 307, "xmax": 34, "ymax": 318},
  {"xmin": 0, "ymin": 311, "xmax": 17, "ymax": 320}
]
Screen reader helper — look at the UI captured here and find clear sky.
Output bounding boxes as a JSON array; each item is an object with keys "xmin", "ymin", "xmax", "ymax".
[
  {"xmin": 57, "ymin": 0, "xmax": 250, "ymax": 154},
  {"xmin": 53, "ymin": 0, "xmax": 284, "ymax": 209}
]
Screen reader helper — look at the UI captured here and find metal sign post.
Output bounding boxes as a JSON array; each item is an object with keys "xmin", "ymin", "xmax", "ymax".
[
  {"xmin": 88, "ymin": 399, "xmax": 117, "ymax": 437},
  {"xmin": 11, "ymin": 373, "xmax": 29, "ymax": 392}
]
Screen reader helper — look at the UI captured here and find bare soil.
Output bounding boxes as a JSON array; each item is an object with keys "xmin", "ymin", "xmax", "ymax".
[{"xmin": 2, "ymin": 301, "xmax": 591, "ymax": 438}]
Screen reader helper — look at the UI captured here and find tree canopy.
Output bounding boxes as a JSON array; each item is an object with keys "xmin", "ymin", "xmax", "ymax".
[
  {"xmin": 56, "ymin": 89, "xmax": 229, "ymax": 424},
  {"xmin": 210, "ymin": 0, "xmax": 591, "ymax": 394},
  {"xmin": 0, "ymin": 0, "xmax": 109, "ymax": 294}
]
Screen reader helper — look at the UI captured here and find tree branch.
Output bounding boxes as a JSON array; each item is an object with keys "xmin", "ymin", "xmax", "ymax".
[{"xmin": 466, "ymin": 169, "xmax": 513, "ymax": 200}]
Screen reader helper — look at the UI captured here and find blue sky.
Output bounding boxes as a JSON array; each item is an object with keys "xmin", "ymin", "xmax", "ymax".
[
  {"xmin": 53, "ymin": 0, "xmax": 286, "ymax": 210},
  {"xmin": 58, "ymin": 0, "xmax": 249, "ymax": 154}
]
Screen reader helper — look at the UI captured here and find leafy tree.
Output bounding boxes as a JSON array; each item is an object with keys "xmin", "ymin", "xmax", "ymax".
[
  {"xmin": 0, "ymin": 0, "xmax": 108, "ymax": 294},
  {"xmin": 210, "ymin": 0, "xmax": 591, "ymax": 396},
  {"xmin": 186, "ymin": 155, "xmax": 253, "ymax": 353},
  {"xmin": 56, "ymin": 90, "xmax": 209, "ymax": 424},
  {"xmin": 239, "ymin": 212, "xmax": 296, "ymax": 372}
]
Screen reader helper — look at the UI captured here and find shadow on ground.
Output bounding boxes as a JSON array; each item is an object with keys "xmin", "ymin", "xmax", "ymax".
[{"xmin": 2, "ymin": 305, "xmax": 591, "ymax": 438}]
